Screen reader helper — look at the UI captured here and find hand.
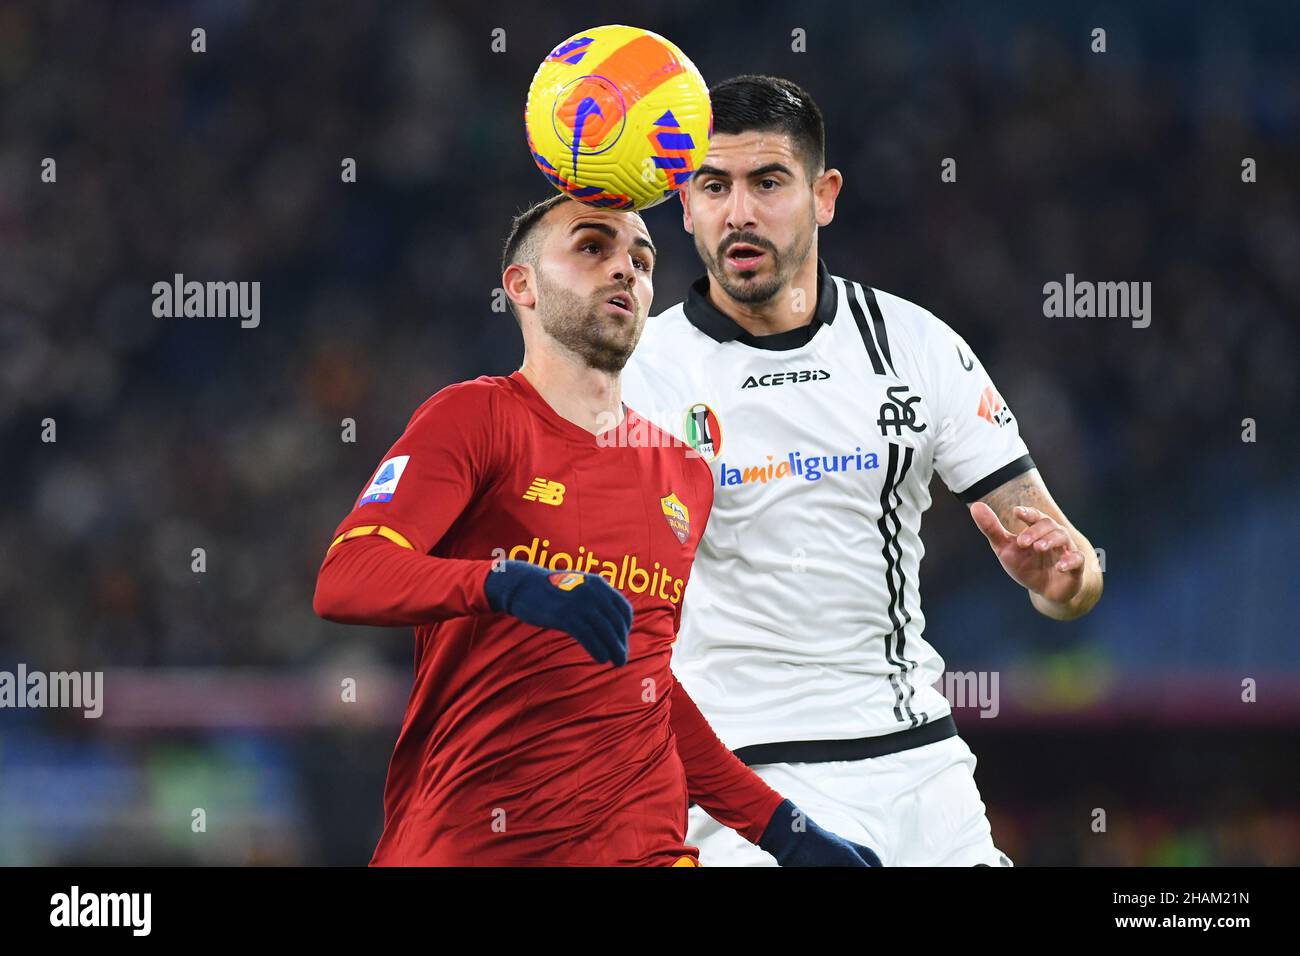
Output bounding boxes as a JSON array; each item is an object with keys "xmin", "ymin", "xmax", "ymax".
[
  {"xmin": 758, "ymin": 799, "xmax": 882, "ymax": 867},
  {"xmin": 969, "ymin": 502, "xmax": 1086, "ymax": 606},
  {"xmin": 483, "ymin": 560, "xmax": 633, "ymax": 666}
]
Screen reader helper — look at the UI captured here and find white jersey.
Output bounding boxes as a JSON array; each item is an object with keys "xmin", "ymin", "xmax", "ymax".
[{"xmin": 621, "ymin": 259, "xmax": 1034, "ymax": 751}]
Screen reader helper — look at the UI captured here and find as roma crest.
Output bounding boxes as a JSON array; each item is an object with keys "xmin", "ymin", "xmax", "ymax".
[
  {"xmin": 660, "ymin": 492, "xmax": 690, "ymax": 544},
  {"xmin": 548, "ymin": 572, "xmax": 585, "ymax": 591}
]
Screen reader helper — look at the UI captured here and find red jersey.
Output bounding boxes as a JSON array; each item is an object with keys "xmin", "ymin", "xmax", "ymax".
[{"xmin": 315, "ymin": 371, "xmax": 781, "ymax": 865}]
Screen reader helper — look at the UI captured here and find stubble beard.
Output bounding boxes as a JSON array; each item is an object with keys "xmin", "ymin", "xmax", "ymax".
[
  {"xmin": 534, "ymin": 267, "xmax": 641, "ymax": 373},
  {"xmin": 700, "ymin": 216, "xmax": 815, "ymax": 306}
]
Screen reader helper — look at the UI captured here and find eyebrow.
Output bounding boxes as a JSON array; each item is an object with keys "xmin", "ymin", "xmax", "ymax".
[
  {"xmin": 694, "ymin": 162, "xmax": 795, "ymax": 181},
  {"xmin": 570, "ymin": 220, "xmax": 657, "ymax": 261}
]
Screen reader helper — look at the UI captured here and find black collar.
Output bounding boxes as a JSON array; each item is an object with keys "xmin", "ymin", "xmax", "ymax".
[{"xmin": 682, "ymin": 257, "xmax": 838, "ymax": 351}]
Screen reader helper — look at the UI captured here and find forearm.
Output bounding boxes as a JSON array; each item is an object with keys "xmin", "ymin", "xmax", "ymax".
[
  {"xmin": 978, "ymin": 468, "xmax": 1105, "ymax": 622},
  {"xmin": 669, "ymin": 675, "xmax": 784, "ymax": 844},
  {"xmin": 313, "ymin": 534, "xmax": 493, "ymax": 626}
]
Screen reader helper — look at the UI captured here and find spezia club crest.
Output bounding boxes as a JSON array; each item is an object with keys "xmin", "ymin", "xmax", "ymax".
[
  {"xmin": 684, "ymin": 403, "xmax": 722, "ymax": 460},
  {"xmin": 660, "ymin": 492, "xmax": 691, "ymax": 544}
]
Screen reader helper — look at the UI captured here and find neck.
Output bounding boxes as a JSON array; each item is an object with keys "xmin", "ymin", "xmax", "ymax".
[
  {"xmin": 708, "ymin": 251, "xmax": 820, "ymax": 337},
  {"xmin": 518, "ymin": 347, "xmax": 623, "ymax": 436}
]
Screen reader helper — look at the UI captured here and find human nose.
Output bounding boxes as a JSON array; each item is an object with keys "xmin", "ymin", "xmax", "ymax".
[
  {"xmin": 608, "ymin": 250, "xmax": 636, "ymax": 286},
  {"xmin": 725, "ymin": 187, "xmax": 756, "ymax": 232}
]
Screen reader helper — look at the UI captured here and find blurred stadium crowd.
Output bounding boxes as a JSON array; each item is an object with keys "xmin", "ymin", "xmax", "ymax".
[{"xmin": 1, "ymin": 1, "xmax": 1297, "ymax": 864}]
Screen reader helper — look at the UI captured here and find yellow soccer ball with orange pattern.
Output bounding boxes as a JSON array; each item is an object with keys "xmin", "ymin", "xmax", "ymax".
[{"xmin": 524, "ymin": 25, "xmax": 712, "ymax": 211}]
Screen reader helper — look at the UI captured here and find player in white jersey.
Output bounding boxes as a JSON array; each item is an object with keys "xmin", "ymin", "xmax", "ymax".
[{"xmin": 620, "ymin": 75, "xmax": 1104, "ymax": 866}]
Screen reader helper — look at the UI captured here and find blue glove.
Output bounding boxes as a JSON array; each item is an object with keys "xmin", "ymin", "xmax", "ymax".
[
  {"xmin": 758, "ymin": 799, "xmax": 883, "ymax": 866},
  {"xmin": 484, "ymin": 560, "xmax": 633, "ymax": 666}
]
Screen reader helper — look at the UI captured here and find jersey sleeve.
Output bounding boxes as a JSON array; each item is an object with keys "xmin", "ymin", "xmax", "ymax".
[
  {"xmin": 668, "ymin": 673, "xmax": 784, "ymax": 844},
  {"xmin": 316, "ymin": 380, "xmax": 501, "ymax": 626},
  {"xmin": 314, "ymin": 534, "xmax": 493, "ymax": 625},
  {"xmin": 921, "ymin": 314, "xmax": 1035, "ymax": 502},
  {"xmin": 328, "ymin": 380, "xmax": 498, "ymax": 556}
]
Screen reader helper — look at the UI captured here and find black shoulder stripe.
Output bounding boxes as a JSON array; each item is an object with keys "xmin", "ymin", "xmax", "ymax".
[
  {"xmin": 858, "ymin": 283, "xmax": 895, "ymax": 374},
  {"xmin": 956, "ymin": 454, "xmax": 1037, "ymax": 503},
  {"xmin": 844, "ymin": 280, "xmax": 887, "ymax": 375}
]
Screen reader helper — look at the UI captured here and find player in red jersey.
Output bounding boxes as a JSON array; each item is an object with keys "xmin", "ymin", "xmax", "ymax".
[{"xmin": 313, "ymin": 193, "xmax": 883, "ymax": 866}]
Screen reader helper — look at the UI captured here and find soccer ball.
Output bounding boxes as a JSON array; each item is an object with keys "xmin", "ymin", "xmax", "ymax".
[{"xmin": 524, "ymin": 25, "xmax": 712, "ymax": 211}]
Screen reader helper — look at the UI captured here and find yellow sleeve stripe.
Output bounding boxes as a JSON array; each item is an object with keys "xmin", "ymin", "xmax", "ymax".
[{"xmin": 326, "ymin": 524, "xmax": 415, "ymax": 555}]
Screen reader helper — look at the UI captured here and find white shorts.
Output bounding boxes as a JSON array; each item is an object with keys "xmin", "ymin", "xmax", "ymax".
[{"xmin": 688, "ymin": 735, "xmax": 1013, "ymax": 867}]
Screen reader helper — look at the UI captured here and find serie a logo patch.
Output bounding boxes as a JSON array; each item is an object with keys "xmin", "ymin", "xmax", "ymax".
[{"xmin": 358, "ymin": 455, "xmax": 410, "ymax": 506}]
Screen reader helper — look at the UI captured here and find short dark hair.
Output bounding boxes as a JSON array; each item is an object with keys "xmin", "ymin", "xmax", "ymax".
[
  {"xmin": 708, "ymin": 74, "xmax": 826, "ymax": 178},
  {"xmin": 500, "ymin": 192, "xmax": 571, "ymax": 278}
]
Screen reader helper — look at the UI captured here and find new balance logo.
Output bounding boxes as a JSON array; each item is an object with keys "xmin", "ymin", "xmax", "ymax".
[{"xmin": 522, "ymin": 478, "xmax": 566, "ymax": 506}]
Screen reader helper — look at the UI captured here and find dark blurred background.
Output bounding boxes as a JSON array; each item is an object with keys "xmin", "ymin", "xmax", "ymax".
[{"xmin": 1, "ymin": 0, "xmax": 1297, "ymax": 865}]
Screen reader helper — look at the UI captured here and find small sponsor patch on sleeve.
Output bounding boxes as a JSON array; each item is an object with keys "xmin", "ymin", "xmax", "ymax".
[
  {"xmin": 976, "ymin": 385, "xmax": 1013, "ymax": 428},
  {"xmin": 357, "ymin": 455, "xmax": 410, "ymax": 506}
]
